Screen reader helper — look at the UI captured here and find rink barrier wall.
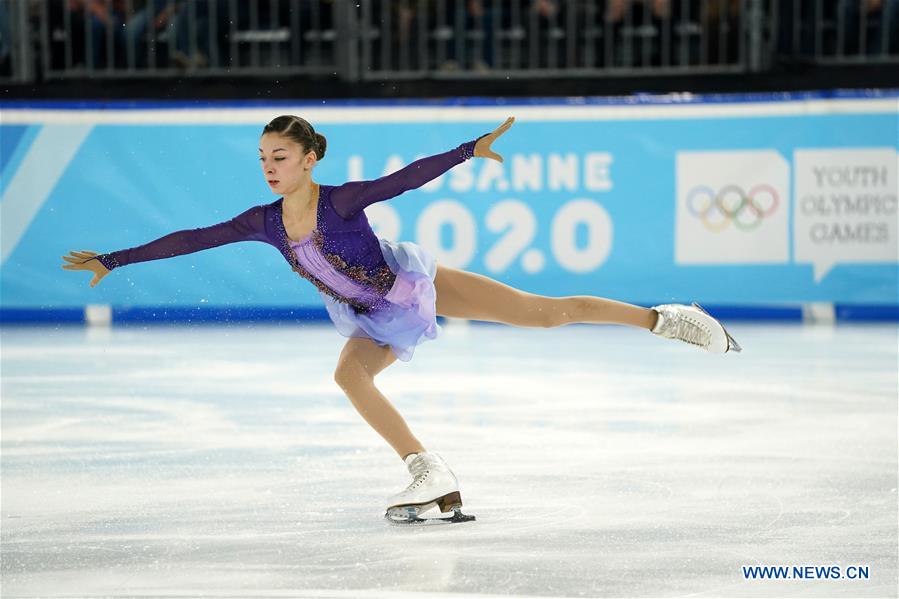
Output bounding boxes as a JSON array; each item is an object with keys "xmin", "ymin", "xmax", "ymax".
[
  {"xmin": 1, "ymin": 304, "xmax": 897, "ymax": 325},
  {"xmin": 2, "ymin": 90, "xmax": 897, "ymax": 320}
]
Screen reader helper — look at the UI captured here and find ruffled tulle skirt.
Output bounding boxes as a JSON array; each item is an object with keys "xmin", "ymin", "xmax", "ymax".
[{"xmin": 319, "ymin": 239, "xmax": 442, "ymax": 362}]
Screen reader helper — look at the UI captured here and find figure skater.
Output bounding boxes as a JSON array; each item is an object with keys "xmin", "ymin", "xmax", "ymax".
[{"xmin": 61, "ymin": 115, "xmax": 740, "ymax": 525}]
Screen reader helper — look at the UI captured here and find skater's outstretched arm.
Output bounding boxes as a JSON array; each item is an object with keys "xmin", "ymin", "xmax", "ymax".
[
  {"xmin": 331, "ymin": 116, "xmax": 515, "ymax": 219},
  {"xmin": 60, "ymin": 204, "xmax": 267, "ymax": 287}
]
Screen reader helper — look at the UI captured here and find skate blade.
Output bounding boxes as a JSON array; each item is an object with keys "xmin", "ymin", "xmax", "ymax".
[
  {"xmin": 724, "ymin": 330, "xmax": 742, "ymax": 353},
  {"xmin": 385, "ymin": 506, "xmax": 476, "ymax": 526},
  {"xmin": 691, "ymin": 302, "xmax": 742, "ymax": 353}
]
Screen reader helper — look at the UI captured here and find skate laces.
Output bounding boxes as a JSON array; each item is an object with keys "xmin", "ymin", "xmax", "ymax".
[
  {"xmin": 404, "ymin": 453, "xmax": 442, "ymax": 491},
  {"xmin": 658, "ymin": 307, "xmax": 710, "ymax": 348}
]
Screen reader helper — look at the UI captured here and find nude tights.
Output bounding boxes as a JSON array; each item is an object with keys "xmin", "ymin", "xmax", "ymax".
[{"xmin": 333, "ymin": 265, "xmax": 659, "ymax": 461}]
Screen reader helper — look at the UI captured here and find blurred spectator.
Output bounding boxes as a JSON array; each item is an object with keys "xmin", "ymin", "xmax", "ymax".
[
  {"xmin": 464, "ymin": 0, "xmax": 497, "ymax": 70},
  {"xmin": 77, "ymin": 0, "xmax": 128, "ymax": 68},
  {"xmin": 0, "ymin": 1, "xmax": 10, "ymax": 76},
  {"xmin": 23, "ymin": 0, "xmax": 899, "ymax": 79},
  {"xmin": 606, "ymin": 0, "xmax": 670, "ymax": 24},
  {"xmin": 436, "ymin": 0, "xmax": 565, "ymax": 71},
  {"xmin": 45, "ymin": 0, "xmax": 127, "ymax": 70},
  {"xmin": 705, "ymin": 0, "xmax": 740, "ymax": 65},
  {"xmin": 528, "ymin": 0, "xmax": 571, "ymax": 68},
  {"xmin": 170, "ymin": 0, "xmax": 232, "ymax": 70},
  {"xmin": 426, "ymin": 0, "xmax": 502, "ymax": 72},
  {"xmin": 839, "ymin": 0, "xmax": 899, "ymax": 55},
  {"xmin": 604, "ymin": 0, "xmax": 674, "ymax": 67},
  {"xmin": 124, "ymin": 0, "xmax": 180, "ymax": 69},
  {"xmin": 775, "ymin": 0, "xmax": 828, "ymax": 63},
  {"xmin": 369, "ymin": 0, "xmax": 478, "ymax": 72}
]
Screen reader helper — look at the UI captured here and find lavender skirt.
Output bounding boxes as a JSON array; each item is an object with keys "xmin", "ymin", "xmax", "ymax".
[{"xmin": 319, "ymin": 239, "xmax": 442, "ymax": 362}]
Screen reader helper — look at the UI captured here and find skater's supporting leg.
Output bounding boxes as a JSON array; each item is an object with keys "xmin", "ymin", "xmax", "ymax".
[
  {"xmin": 333, "ymin": 337, "xmax": 426, "ymax": 460},
  {"xmin": 434, "ymin": 264, "xmax": 658, "ymax": 329}
]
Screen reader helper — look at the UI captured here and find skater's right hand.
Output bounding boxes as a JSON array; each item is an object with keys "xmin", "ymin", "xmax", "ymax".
[{"xmin": 61, "ymin": 250, "xmax": 110, "ymax": 288}]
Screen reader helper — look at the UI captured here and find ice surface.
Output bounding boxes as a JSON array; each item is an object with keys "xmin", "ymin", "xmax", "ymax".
[{"xmin": 1, "ymin": 321, "xmax": 897, "ymax": 597}]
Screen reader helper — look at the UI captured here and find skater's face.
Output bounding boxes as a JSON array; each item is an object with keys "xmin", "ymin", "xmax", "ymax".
[{"xmin": 259, "ymin": 133, "xmax": 316, "ymax": 195}]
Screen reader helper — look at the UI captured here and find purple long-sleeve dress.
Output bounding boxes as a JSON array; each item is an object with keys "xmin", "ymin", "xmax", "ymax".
[{"xmin": 91, "ymin": 137, "xmax": 481, "ymax": 361}]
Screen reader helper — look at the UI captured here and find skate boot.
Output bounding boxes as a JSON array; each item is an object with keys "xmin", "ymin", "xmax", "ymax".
[
  {"xmin": 650, "ymin": 302, "xmax": 742, "ymax": 353},
  {"xmin": 385, "ymin": 451, "xmax": 476, "ymax": 525}
]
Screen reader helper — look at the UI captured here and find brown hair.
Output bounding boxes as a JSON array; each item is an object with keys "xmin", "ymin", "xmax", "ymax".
[{"xmin": 261, "ymin": 115, "xmax": 327, "ymax": 161}]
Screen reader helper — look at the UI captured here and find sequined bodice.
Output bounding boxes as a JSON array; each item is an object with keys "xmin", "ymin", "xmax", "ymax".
[{"xmin": 289, "ymin": 232, "xmax": 388, "ymax": 311}]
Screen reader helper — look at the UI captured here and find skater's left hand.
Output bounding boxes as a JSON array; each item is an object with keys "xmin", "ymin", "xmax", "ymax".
[{"xmin": 474, "ymin": 116, "xmax": 514, "ymax": 163}]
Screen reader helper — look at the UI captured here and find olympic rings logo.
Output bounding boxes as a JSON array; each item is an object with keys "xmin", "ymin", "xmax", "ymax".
[{"xmin": 686, "ymin": 184, "xmax": 780, "ymax": 231}]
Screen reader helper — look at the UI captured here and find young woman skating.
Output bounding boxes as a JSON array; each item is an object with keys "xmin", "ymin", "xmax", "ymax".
[{"xmin": 62, "ymin": 115, "xmax": 740, "ymax": 525}]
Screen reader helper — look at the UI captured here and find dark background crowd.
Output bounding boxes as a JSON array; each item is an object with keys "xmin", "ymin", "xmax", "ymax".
[{"xmin": 1, "ymin": 0, "xmax": 897, "ymax": 96}]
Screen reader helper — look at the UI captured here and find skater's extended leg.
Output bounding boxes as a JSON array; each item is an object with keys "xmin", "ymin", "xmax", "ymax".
[
  {"xmin": 434, "ymin": 265, "xmax": 741, "ymax": 353},
  {"xmin": 434, "ymin": 264, "xmax": 658, "ymax": 329},
  {"xmin": 333, "ymin": 337, "xmax": 426, "ymax": 460}
]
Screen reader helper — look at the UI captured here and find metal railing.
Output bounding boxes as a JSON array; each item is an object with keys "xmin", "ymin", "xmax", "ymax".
[
  {"xmin": 357, "ymin": 0, "xmax": 767, "ymax": 78},
  {"xmin": 1, "ymin": 0, "xmax": 896, "ymax": 84},
  {"xmin": 19, "ymin": 0, "xmax": 342, "ymax": 80},
  {"xmin": 774, "ymin": 0, "xmax": 899, "ymax": 65}
]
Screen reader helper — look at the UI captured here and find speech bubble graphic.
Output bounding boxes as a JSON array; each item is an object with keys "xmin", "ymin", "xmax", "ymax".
[
  {"xmin": 794, "ymin": 148, "xmax": 898, "ymax": 283},
  {"xmin": 675, "ymin": 150, "xmax": 790, "ymax": 265}
]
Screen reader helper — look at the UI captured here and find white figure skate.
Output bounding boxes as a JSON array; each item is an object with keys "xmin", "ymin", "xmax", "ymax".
[
  {"xmin": 385, "ymin": 451, "xmax": 475, "ymax": 525},
  {"xmin": 650, "ymin": 302, "xmax": 742, "ymax": 353}
]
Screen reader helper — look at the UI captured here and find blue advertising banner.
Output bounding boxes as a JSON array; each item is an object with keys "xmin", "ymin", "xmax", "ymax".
[{"xmin": 1, "ymin": 92, "xmax": 897, "ymax": 321}]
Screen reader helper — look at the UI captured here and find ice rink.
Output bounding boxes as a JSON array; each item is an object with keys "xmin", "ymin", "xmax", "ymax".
[{"xmin": 2, "ymin": 320, "xmax": 897, "ymax": 597}]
